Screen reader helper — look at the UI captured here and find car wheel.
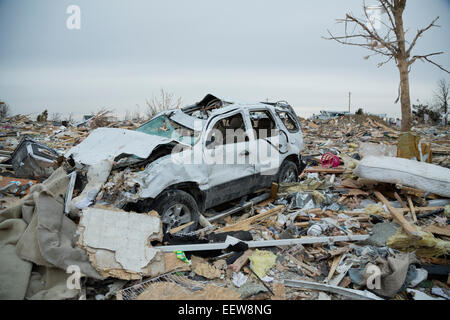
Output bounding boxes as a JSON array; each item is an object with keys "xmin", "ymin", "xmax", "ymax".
[
  {"xmin": 278, "ymin": 160, "xmax": 299, "ymax": 183},
  {"xmin": 152, "ymin": 190, "xmax": 199, "ymax": 233}
]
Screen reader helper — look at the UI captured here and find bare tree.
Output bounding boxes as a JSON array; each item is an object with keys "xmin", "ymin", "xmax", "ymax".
[
  {"xmin": 433, "ymin": 78, "xmax": 449, "ymax": 124},
  {"xmin": 0, "ymin": 101, "xmax": 10, "ymax": 119},
  {"xmin": 51, "ymin": 112, "xmax": 62, "ymax": 122},
  {"xmin": 326, "ymin": 0, "xmax": 449, "ymax": 132},
  {"xmin": 65, "ymin": 112, "xmax": 74, "ymax": 125},
  {"xmin": 146, "ymin": 89, "xmax": 182, "ymax": 119},
  {"xmin": 123, "ymin": 110, "xmax": 131, "ymax": 121},
  {"xmin": 132, "ymin": 105, "xmax": 143, "ymax": 122}
]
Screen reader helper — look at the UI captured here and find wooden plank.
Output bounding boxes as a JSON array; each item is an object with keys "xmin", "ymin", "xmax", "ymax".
[
  {"xmin": 270, "ymin": 183, "xmax": 278, "ymax": 200},
  {"xmin": 402, "ymin": 206, "xmax": 444, "ymax": 213},
  {"xmin": 407, "ymin": 196, "xmax": 417, "ymax": 223},
  {"xmin": 422, "ymin": 225, "xmax": 450, "ymax": 237},
  {"xmin": 228, "ymin": 250, "xmax": 252, "ymax": 272},
  {"xmin": 304, "ymin": 166, "xmax": 345, "ymax": 174},
  {"xmin": 395, "ymin": 184, "xmax": 440, "ymax": 199},
  {"xmin": 374, "ymin": 191, "xmax": 421, "ymax": 240},
  {"xmin": 394, "ymin": 192, "xmax": 408, "ymax": 210},
  {"xmin": 271, "ymin": 282, "xmax": 286, "ymax": 300},
  {"xmin": 215, "ymin": 205, "xmax": 284, "ymax": 233},
  {"xmin": 341, "ymin": 206, "xmax": 444, "ymax": 216},
  {"xmin": 169, "ymin": 221, "xmax": 194, "ymax": 234},
  {"xmin": 327, "ymin": 254, "xmax": 342, "ymax": 281}
]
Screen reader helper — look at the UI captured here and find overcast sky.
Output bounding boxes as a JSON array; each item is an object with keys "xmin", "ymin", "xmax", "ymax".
[{"xmin": 1, "ymin": 0, "xmax": 449, "ymax": 120}]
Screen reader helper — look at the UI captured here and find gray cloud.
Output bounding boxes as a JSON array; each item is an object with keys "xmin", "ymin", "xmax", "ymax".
[{"xmin": 0, "ymin": 0, "xmax": 449, "ymax": 119}]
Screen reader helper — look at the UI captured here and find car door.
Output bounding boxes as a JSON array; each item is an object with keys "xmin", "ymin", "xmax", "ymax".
[
  {"xmin": 202, "ymin": 111, "xmax": 256, "ymax": 208},
  {"xmin": 248, "ymin": 108, "xmax": 283, "ymax": 187}
]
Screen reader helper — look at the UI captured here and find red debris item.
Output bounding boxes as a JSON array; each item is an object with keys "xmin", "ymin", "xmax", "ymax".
[
  {"xmin": 321, "ymin": 153, "xmax": 340, "ymax": 168},
  {"xmin": 0, "ymin": 176, "xmax": 37, "ymax": 196}
]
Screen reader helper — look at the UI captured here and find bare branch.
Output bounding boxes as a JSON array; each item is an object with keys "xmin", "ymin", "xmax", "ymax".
[
  {"xmin": 409, "ymin": 52, "xmax": 450, "ymax": 74},
  {"xmin": 407, "ymin": 16, "xmax": 440, "ymax": 56},
  {"xmin": 325, "ymin": 30, "xmax": 393, "ymax": 57},
  {"xmin": 377, "ymin": 55, "xmax": 395, "ymax": 68},
  {"xmin": 345, "ymin": 13, "xmax": 397, "ymax": 54},
  {"xmin": 379, "ymin": 0, "xmax": 396, "ymax": 30}
]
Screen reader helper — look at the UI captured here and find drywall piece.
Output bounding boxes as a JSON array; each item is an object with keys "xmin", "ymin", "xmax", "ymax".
[
  {"xmin": 354, "ymin": 156, "xmax": 450, "ymax": 197},
  {"xmin": 155, "ymin": 235, "xmax": 370, "ymax": 252},
  {"xmin": 78, "ymin": 208, "xmax": 164, "ymax": 280},
  {"xmin": 284, "ymin": 279, "xmax": 383, "ymax": 301},
  {"xmin": 64, "ymin": 171, "xmax": 76, "ymax": 214},
  {"xmin": 70, "ymin": 160, "xmax": 113, "ymax": 214}
]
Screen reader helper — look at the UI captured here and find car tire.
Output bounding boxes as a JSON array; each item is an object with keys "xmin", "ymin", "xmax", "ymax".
[
  {"xmin": 278, "ymin": 160, "xmax": 299, "ymax": 183},
  {"xmin": 152, "ymin": 190, "xmax": 199, "ymax": 233}
]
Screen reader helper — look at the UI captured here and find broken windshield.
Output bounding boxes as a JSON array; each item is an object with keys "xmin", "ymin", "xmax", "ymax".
[{"xmin": 136, "ymin": 115, "xmax": 200, "ymax": 146}]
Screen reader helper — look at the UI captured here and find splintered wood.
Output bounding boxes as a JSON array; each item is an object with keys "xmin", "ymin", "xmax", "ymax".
[
  {"xmin": 216, "ymin": 205, "xmax": 285, "ymax": 233},
  {"xmin": 374, "ymin": 191, "xmax": 422, "ymax": 240}
]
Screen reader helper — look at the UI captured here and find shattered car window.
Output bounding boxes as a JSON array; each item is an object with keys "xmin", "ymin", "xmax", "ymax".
[
  {"xmin": 277, "ymin": 111, "xmax": 299, "ymax": 133},
  {"xmin": 249, "ymin": 110, "xmax": 278, "ymax": 138},
  {"xmin": 136, "ymin": 115, "xmax": 200, "ymax": 146},
  {"xmin": 206, "ymin": 113, "xmax": 247, "ymax": 149}
]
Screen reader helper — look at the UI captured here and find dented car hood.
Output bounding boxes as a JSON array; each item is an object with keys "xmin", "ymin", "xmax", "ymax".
[{"xmin": 65, "ymin": 127, "xmax": 186, "ymax": 166}]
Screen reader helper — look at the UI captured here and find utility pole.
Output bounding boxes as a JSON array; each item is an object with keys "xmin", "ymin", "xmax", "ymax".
[{"xmin": 348, "ymin": 92, "xmax": 351, "ymax": 113}]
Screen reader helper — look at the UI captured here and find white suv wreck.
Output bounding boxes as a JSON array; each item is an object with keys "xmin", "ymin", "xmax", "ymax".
[{"xmin": 66, "ymin": 95, "xmax": 304, "ymax": 232}]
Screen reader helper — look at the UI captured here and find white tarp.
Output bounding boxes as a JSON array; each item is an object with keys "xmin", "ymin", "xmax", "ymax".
[
  {"xmin": 65, "ymin": 128, "xmax": 174, "ymax": 166},
  {"xmin": 354, "ymin": 156, "xmax": 450, "ymax": 198}
]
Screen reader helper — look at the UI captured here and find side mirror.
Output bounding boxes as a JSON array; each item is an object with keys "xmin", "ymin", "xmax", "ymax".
[{"xmin": 206, "ymin": 135, "xmax": 215, "ymax": 147}]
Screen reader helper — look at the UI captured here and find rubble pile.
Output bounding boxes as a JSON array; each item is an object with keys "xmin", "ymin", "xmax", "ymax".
[{"xmin": 0, "ymin": 111, "xmax": 449, "ymax": 301}]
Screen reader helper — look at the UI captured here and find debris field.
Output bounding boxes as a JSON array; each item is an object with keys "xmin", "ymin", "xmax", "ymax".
[{"xmin": 0, "ymin": 109, "xmax": 449, "ymax": 301}]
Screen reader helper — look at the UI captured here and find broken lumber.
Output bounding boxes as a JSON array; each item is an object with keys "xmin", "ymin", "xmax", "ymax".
[
  {"xmin": 228, "ymin": 250, "xmax": 252, "ymax": 272},
  {"xmin": 374, "ymin": 191, "xmax": 422, "ymax": 240},
  {"xmin": 422, "ymin": 225, "xmax": 450, "ymax": 237},
  {"xmin": 304, "ymin": 166, "xmax": 345, "ymax": 174},
  {"xmin": 395, "ymin": 184, "xmax": 440, "ymax": 199},
  {"xmin": 407, "ymin": 196, "xmax": 417, "ymax": 223},
  {"xmin": 169, "ymin": 221, "xmax": 195, "ymax": 235},
  {"xmin": 327, "ymin": 254, "xmax": 342, "ymax": 282},
  {"xmin": 215, "ymin": 205, "xmax": 284, "ymax": 233},
  {"xmin": 394, "ymin": 192, "xmax": 408, "ymax": 209}
]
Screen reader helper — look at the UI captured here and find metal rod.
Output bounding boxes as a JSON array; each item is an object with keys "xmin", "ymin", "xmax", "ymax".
[
  {"xmin": 155, "ymin": 235, "xmax": 369, "ymax": 252},
  {"xmin": 207, "ymin": 192, "xmax": 271, "ymax": 223},
  {"xmin": 284, "ymin": 279, "xmax": 383, "ymax": 300}
]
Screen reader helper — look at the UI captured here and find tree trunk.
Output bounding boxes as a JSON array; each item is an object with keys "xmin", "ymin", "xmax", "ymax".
[
  {"xmin": 393, "ymin": 1, "xmax": 411, "ymax": 132},
  {"xmin": 397, "ymin": 59, "xmax": 412, "ymax": 132}
]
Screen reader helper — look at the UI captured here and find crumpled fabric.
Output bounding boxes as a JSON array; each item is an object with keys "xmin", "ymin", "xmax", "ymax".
[
  {"xmin": 364, "ymin": 253, "xmax": 418, "ymax": 298},
  {"xmin": 0, "ymin": 168, "xmax": 102, "ymax": 300},
  {"xmin": 0, "ymin": 219, "xmax": 32, "ymax": 299},
  {"xmin": 25, "ymin": 266, "xmax": 80, "ymax": 300}
]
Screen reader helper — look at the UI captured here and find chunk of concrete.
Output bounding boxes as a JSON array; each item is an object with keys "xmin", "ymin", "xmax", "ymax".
[{"xmin": 365, "ymin": 222, "xmax": 399, "ymax": 247}]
